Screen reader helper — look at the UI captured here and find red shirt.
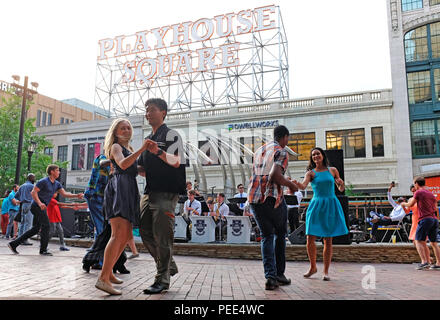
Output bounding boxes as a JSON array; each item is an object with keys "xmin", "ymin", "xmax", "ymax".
[
  {"xmin": 47, "ymin": 198, "xmax": 62, "ymax": 223},
  {"xmin": 414, "ymin": 188, "xmax": 438, "ymax": 221}
]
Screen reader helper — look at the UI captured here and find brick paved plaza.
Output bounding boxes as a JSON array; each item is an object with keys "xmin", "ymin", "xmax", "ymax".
[{"xmin": 0, "ymin": 238, "xmax": 439, "ymax": 301}]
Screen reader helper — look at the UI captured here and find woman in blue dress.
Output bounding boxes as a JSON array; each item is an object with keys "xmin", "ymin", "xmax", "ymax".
[{"xmin": 292, "ymin": 147, "xmax": 348, "ymax": 281}]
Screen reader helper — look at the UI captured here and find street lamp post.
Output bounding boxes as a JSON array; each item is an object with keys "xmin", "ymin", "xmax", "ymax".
[
  {"xmin": 27, "ymin": 140, "xmax": 37, "ymax": 171},
  {"xmin": 10, "ymin": 75, "xmax": 38, "ymax": 185}
]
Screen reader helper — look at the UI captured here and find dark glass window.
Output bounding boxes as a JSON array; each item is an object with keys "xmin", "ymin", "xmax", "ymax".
[
  {"xmin": 198, "ymin": 140, "xmax": 220, "ymax": 166},
  {"xmin": 411, "ymin": 120, "xmax": 437, "ymax": 156},
  {"xmin": 47, "ymin": 113, "xmax": 52, "ymax": 126},
  {"xmin": 326, "ymin": 129, "xmax": 366, "ymax": 158},
  {"xmin": 87, "ymin": 143, "xmax": 102, "ymax": 170},
  {"xmin": 402, "ymin": 0, "xmax": 423, "ymax": 11},
  {"xmin": 371, "ymin": 127, "xmax": 385, "ymax": 157},
  {"xmin": 57, "ymin": 145, "xmax": 68, "ymax": 162},
  {"xmin": 404, "ymin": 26, "xmax": 428, "ymax": 62},
  {"xmin": 72, "ymin": 144, "xmax": 85, "ymax": 170},
  {"xmin": 287, "ymin": 132, "xmax": 315, "ymax": 161},
  {"xmin": 42, "ymin": 111, "xmax": 47, "ymax": 126},
  {"xmin": 407, "ymin": 71, "xmax": 431, "ymax": 104},
  {"xmin": 36, "ymin": 110, "xmax": 41, "ymax": 127},
  {"xmin": 239, "ymin": 136, "xmax": 263, "ymax": 164},
  {"xmin": 60, "ymin": 117, "xmax": 64, "ymax": 124},
  {"xmin": 430, "ymin": 0, "xmax": 440, "ymax": 6}
]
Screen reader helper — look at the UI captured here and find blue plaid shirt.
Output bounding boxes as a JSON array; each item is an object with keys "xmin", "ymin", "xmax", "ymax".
[{"xmin": 84, "ymin": 154, "xmax": 110, "ymax": 202}]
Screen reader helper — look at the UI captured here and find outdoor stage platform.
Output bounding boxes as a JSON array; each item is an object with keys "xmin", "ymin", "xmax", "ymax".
[{"xmin": 61, "ymin": 238, "xmax": 426, "ymax": 264}]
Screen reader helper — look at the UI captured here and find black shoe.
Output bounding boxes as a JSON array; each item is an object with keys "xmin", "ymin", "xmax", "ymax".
[
  {"xmin": 143, "ymin": 282, "xmax": 169, "ymax": 294},
  {"xmin": 276, "ymin": 274, "xmax": 291, "ymax": 286},
  {"xmin": 113, "ymin": 266, "xmax": 130, "ymax": 274},
  {"xmin": 265, "ymin": 278, "xmax": 279, "ymax": 290},
  {"xmin": 39, "ymin": 251, "xmax": 53, "ymax": 256},
  {"xmin": 8, "ymin": 243, "xmax": 19, "ymax": 254},
  {"xmin": 91, "ymin": 263, "xmax": 102, "ymax": 270},
  {"xmin": 170, "ymin": 269, "xmax": 178, "ymax": 277},
  {"xmin": 82, "ymin": 263, "xmax": 91, "ymax": 273}
]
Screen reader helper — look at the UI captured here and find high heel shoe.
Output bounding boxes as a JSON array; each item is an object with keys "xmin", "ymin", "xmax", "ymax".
[{"xmin": 95, "ymin": 279, "xmax": 122, "ymax": 295}]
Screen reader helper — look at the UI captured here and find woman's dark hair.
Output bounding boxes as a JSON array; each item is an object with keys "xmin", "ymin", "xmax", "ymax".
[{"xmin": 306, "ymin": 147, "xmax": 329, "ymax": 171}]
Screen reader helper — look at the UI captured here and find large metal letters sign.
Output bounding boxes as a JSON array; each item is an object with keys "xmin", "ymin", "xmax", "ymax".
[{"xmin": 95, "ymin": 5, "xmax": 289, "ymax": 116}]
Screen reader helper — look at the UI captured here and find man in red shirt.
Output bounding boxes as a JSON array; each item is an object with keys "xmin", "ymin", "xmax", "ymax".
[{"xmin": 402, "ymin": 176, "xmax": 440, "ymax": 270}]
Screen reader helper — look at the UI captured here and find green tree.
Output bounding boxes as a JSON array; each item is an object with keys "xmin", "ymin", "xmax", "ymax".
[{"xmin": 0, "ymin": 91, "xmax": 68, "ymax": 194}]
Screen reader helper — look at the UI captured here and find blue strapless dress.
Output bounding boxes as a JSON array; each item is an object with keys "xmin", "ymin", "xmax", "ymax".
[{"xmin": 305, "ymin": 169, "xmax": 348, "ymax": 237}]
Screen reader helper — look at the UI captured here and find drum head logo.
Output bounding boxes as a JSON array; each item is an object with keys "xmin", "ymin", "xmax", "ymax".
[
  {"xmin": 195, "ymin": 220, "xmax": 207, "ymax": 236},
  {"xmin": 231, "ymin": 219, "xmax": 244, "ymax": 236}
]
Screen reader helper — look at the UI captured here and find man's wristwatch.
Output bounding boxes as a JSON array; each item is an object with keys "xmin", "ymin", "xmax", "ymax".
[{"xmin": 156, "ymin": 149, "xmax": 164, "ymax": 156}]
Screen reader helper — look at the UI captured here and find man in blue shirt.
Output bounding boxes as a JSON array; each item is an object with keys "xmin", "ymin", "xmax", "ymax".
[
  {"xmin": 14, "ymin": 174, "xmax": 36, "ymax": 244},
  {"xmin": 5, "ymin": 185, "xmax": 19, "ymax": 239},
  {"xmin": 8, "ymin": 165, "xmax": 83, "ymax": 256}
]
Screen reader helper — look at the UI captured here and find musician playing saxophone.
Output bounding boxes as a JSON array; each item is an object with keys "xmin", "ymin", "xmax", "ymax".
[{"xmin": 183, "ymin": 190, "xmax": 202, "ymax": 217}]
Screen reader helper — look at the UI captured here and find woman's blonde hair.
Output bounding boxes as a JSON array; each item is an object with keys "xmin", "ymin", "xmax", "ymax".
[{"xmin": 103, "ymin": 118, "xmax": 134, "ymax": 159}]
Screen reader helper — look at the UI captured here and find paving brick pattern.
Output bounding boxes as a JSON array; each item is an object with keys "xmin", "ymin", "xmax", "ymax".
[{"xmin": 0, "ymin": 238, "xmax": 439, "ymax": 300}]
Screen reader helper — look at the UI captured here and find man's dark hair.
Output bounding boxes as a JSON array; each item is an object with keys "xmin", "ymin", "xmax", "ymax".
[
  {"xmin": 273, "ymin": 125, "xmax": 289, "ymax": 140},
  {"xmin": 414, "ymin": 176, "xmax": 425, "ymax": 187},
  {"xmin": 188, "ymin": 190, "xmax": 197, "ymax": 196},
  {"xmin": 11, "ymin": 184, "xmax": 19, "ymax": 190},
  {"xmin": 27, "ymin": 173, "xmax": 35, "ymax": 181},
  {"xmin": 410, "ymin": 184, "xmax": 415, "ymax": 191},
  {"xmin": 237, "ymin": 184, "xmax": 243, "ymax": 189},
  {"xmin": 145, "ymin": 98, "xmax": 168, "ymax": 120},
  {"xmin": 218, "ymin": 193, "xmax": 225, "ymax": 198}
]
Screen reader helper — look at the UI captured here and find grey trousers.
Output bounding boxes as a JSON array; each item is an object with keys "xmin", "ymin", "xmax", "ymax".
[
  {"xmin": 49, "ymin": 222, "xmax": 65, "ymax": 247},
  {"xmin": 139, "ymin": 192, "xmax": 179, "ymax": 287}
]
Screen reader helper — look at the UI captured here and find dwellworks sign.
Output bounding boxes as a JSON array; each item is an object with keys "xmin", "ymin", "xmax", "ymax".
[{"xmin": 228, "ymin": 120, "xmax": 279, "ymax": 131}]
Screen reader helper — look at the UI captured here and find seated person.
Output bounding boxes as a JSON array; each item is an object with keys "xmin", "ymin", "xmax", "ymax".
[
  {"xmin": 186, "ymin": 181, "xmax": 200, "ymax": 197},
  {"xmin": 183, "ymin": 190, "xmax": 202, "ymax": 218},
  {"xmin": 233, "ymin": 184, "xmax": 247, "ymax": 214},
  {"xmin": 367, "ymin": 182, "xmax": 410, "ymax": 243}
]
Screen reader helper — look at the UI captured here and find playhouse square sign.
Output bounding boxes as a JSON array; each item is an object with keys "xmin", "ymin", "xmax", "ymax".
[{"xmin": 98, "ymin": 5, "xmax": 278, "ymax": 85}]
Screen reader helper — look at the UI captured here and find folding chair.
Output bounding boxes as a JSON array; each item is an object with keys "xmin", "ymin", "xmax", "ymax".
[{"xmin": 379, "ymin": 216, "xmax": 410, "ymax": 243}]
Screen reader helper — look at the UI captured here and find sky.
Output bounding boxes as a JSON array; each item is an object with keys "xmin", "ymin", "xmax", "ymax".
[{"xmin": 0, "ymin": 0, "xmax": 391, "ymax": 106}]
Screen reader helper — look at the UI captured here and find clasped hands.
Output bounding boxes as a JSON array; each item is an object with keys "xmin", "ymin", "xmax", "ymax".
[{"xmin": 142, "ymin": 139, "xmax": 160, "ymax": 155}]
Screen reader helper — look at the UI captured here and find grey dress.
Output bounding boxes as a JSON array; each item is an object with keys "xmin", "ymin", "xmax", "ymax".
[{"xmin": 104, "ymin": 144, "xmax": 140, "ymax": 226}]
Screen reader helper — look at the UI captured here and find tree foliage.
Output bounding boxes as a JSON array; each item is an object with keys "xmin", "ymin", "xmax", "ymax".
[{"xmin": 0, "ymin": 91, "xmax": 68, "ymax": 194}]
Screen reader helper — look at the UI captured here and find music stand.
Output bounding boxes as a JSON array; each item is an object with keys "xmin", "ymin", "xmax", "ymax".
[
  {"xmin": 227, "ymin": 198, "xmax": 247, "ymax": 204},
  {"xmin": 284, "ymin": 195, "xmax": 298, "ymax": 206},
  {"xmin": 227, "ymin": 198, "xmax": 247, "ymax": 216}
]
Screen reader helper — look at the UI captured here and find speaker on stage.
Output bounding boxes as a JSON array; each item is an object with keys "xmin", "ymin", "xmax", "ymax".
[
  {"xmin": 324, "ymin": 149, "xmax": 344, "ymax": 196},
  {"xmin": 288, "ymin": 223, "xmax": 307, "ymax": 245},
  {"xmin": 333, "ymin": 195, "xmax": 352, "ymax": 244},
  {"xmin": 56, "ymin": 167, "xmax": 67, "ymax": 202},
  {"xmin": 60, "ymin": 208, "xmax": 75, "ymax": 238}
]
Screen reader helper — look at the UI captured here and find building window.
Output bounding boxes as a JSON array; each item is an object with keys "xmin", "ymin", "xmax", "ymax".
[
  {"xmin": 239, "ymin": 136, "xmax": 264, "ymax": 164},
  {"xmin": 44, "ymin": 147, "xmax": 53, "ymax": 160},
  {"xmin": 326, "ymin": 129, "xmax": 366, "ymax": 158},
  {"xmin": 60, "ymin": 117, "xmax": 64, "ymax": 124},
  {"xmin": 57, "ymin": 145, "xmax": 68, "ymax": 162},
  {"xmin": 287, "ymin": 132, "xmax": 315, "ymax": 161},
  {"xmin": 407, "ymin": 71, "xmax": 431, "ymax": 104},
  {"xmin": 36, "ymin": 110, "xmax": 41, "ymax": 127},
  {"xmin": 430, "ymin": 0, "xmax": 440, "ymax": 6},
  {"xmin": 47, "ymin": 113, "xmax": 52, "ymax": 126},
  {"xmin": 72, "ymin": 144, "xmax": 85, "ymax": 170},
  {"xmin": 42, "ymin": 111, "xmax": 47, "ymax": 126},
  {"xmin": 411, "ymin": 120, "xmax": 438, "ymax": 156},
  {"xmin": 87, "ymin": 143, "xmax": 102, "ymax": 170},
  {"xmin": 402, "ymin": 0, "xmax": 423, "ymax": 11},
  {"xmin": 404, "ymin": 26, "xmax": 428, "ymax": 62},
  {"xmin": 371, "ymin": 127, "xmax": 385, "ymax": 157}
]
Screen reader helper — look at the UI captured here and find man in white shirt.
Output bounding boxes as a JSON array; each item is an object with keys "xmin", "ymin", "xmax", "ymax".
[
  {"xmin": 212, "ymin": 193, "xmax": 229, "ymax": 241},
  {"xmin": 234, "ymin": 184, "xmax": 247, "ymax": 212},
  {"xmin": 366, "ymin": 182, "xmax": 408, "ymax": 243},
  {"xmin": 183, "ymin": 190, "xmax": 202, "ymax": 218}
]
